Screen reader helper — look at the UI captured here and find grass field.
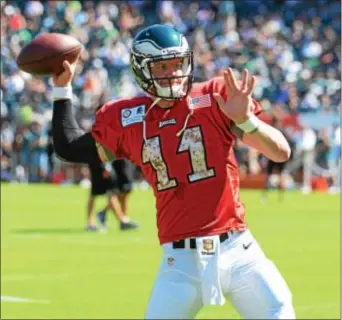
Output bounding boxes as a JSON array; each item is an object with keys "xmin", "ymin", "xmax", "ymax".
[{"xmin": 1, "ymin": 183, "xmax": 340, "ymax": 319}]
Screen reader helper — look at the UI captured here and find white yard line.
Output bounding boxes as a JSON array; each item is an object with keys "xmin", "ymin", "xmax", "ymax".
[{"xmin": 1, "ymin": 295, "xmax": 50, "ymax": 304}]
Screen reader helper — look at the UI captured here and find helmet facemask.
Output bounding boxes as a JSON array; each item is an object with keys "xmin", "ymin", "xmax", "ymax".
[{"xmin": 147, "ymin": 53, "xmax": 193, "ymax": 100}]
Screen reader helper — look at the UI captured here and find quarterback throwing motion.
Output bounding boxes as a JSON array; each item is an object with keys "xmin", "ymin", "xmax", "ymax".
[{"xmin": 52, "ymin": 24, "xmax": 295, "ymax": 319}]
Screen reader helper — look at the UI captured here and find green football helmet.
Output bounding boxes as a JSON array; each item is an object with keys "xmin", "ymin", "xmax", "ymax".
[{"xmin": 130, "ymin": 24, "xmax": 194, "ymax": 100}]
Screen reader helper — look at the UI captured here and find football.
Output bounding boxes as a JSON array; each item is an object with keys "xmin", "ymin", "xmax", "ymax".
[{"xmin": 16, "ymin": 33, "xmax": 82, "ymax": 76}]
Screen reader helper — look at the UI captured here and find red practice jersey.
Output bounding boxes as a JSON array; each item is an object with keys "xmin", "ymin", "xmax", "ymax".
[{"xmin": 92, "ymin": 77, "xmax": 262, "ymax": 244}]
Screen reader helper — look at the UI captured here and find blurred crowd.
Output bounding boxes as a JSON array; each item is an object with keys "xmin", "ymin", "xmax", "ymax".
[{"xmin": 1, "ymin": 0, "xmax": 340, "ymax": 192}]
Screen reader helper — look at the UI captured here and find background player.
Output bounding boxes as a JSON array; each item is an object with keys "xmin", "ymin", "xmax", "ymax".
[
  {"xmin": 87, "ymin": 160, "xmax": 138, "ymax": 232},
  {"xmin": 96, "ymin": 159, "xmax": 138, "ymax": 231}
]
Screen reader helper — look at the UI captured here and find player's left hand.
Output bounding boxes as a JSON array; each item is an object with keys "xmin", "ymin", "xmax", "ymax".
[{"xmin": 213, "ymin": 68, "xmax": 256, "ymax": 124}]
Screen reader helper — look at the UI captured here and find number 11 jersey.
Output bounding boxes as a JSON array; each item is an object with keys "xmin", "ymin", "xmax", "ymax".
[{"xmin": 92, "ymin": 76, "xmax": 263, "ymax": 244}]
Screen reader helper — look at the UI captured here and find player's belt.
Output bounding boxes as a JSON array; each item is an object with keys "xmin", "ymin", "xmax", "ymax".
[{"xmin": 172, "ymin": 231, "xmax": 232, "ymax": 249}]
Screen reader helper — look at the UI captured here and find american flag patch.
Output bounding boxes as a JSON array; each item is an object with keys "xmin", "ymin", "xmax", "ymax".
[{"xmin": 188, "ymin": 94, "xmax": 211, "ymax": 110}]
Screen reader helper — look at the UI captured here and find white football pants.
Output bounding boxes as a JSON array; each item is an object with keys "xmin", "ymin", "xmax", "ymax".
[{"xmin": 145, "ymin": 230, "xmax": 295, "ymax": 319}]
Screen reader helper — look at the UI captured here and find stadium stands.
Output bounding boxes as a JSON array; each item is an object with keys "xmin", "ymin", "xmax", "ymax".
[{"xmin": 1, "ymin": 0, "xmax": 340, "ymax": 191}]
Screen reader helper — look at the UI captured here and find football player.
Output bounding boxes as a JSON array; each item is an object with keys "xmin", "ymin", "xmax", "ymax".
[
  {"xmin": 51, "ymin": 24, "xmax": 295, "ymax": 319},
  {"xmin": 87, "ymin": 160, "xmax": 138, "ymax": 232},
  {"xmin": 95, "ymin": 159, "xmax": 138, "ymax": 231}
]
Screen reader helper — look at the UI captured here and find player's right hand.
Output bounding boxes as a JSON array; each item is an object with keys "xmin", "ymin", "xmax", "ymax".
[{"xmin": 52, "ymin": 60, "xmax": 78, "ymax": 87}]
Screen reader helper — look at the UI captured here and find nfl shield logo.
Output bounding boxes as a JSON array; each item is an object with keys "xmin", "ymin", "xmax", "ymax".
[{"xmin": 203, "ymin": 239, "xmax": 214, "ymax": 252}]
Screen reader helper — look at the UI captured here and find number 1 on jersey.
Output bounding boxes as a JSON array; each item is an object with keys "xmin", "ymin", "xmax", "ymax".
[
  {"xmin": 177, "ymin": 126, "xmax": 215, "ymax": 182},
  {"xmin": 142, "ymin": 136, "xmax": 177, "ymax": 191},
  {"xmin": 142, "ymin": 126, "xmax": 215, "ymax": 191}
]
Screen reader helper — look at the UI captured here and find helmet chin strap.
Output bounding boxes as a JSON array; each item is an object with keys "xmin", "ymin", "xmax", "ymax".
[{"xmin": 154, "ymin": 82, "xmax": 184, "ymax": 98}]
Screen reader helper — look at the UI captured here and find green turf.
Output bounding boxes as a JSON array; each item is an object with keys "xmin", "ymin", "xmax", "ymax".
[{"xmin": 1, "ymin": 184, "xmax": 340, "ymax": 319}]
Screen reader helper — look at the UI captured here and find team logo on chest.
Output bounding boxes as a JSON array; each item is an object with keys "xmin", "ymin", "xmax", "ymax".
[{"xmin": 158, "ymin": 118, "xmax": 176, "ymax": 128}]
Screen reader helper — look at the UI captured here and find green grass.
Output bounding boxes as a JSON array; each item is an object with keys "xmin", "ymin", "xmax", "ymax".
[{"xmin": 1, "ymin": 184, "xmax": 340, "ymax": 319}]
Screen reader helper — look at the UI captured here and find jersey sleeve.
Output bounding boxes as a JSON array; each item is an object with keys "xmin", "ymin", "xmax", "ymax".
[
  {"xmin": 208, "ymin": 76, "xmax": 264, "ymax": 135},
  {"xmin": 91, "ymin": 101, "xmax": 128, "ymax": 162}
]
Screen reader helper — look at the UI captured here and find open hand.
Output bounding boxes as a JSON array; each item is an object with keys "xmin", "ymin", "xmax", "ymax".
[
  {"xmin": 213, "ymin": 68, "xmax": 256, "ymax": 124},
  {"xmin": 52, "ymin": 60, "xmax": 78, "ymax": 87}
]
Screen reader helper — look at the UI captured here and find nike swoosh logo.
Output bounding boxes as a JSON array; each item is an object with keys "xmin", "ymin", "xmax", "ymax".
[{"xmin": 243, "ymin": 242, "xmax": 253, "ymax": 250}]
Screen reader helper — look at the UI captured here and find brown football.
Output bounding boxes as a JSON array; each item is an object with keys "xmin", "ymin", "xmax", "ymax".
[{"xmin": 16, "ymin": 33, "xmax": 82, "ymax": 76}]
